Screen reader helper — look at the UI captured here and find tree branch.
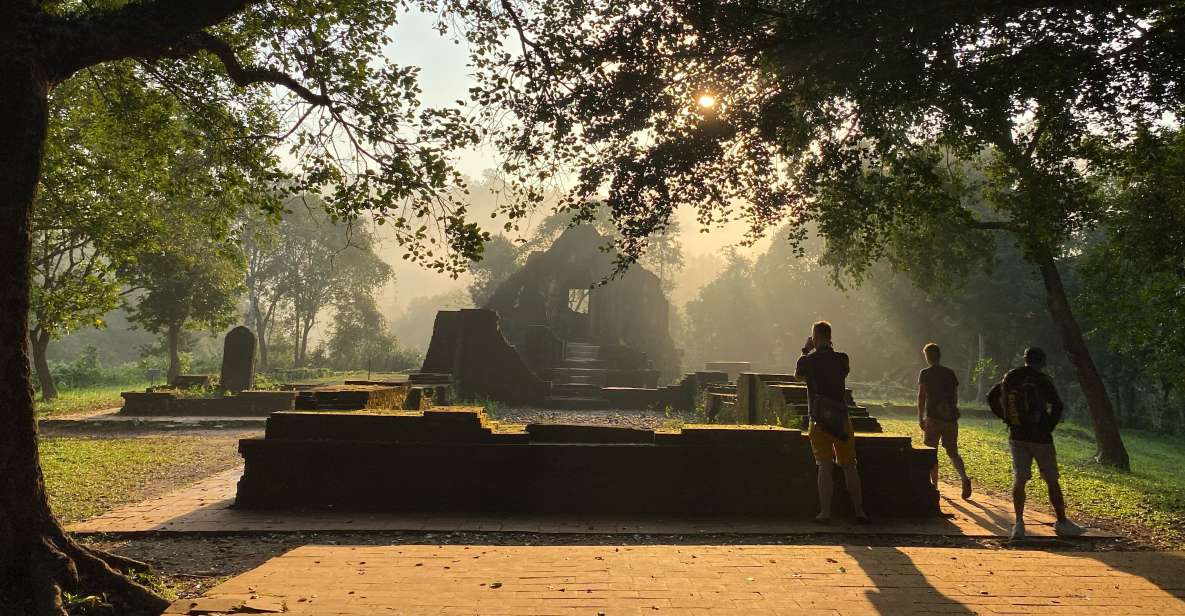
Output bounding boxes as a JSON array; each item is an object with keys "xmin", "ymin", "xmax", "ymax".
[
  {"xmin": 971, "ymin": 219, "xmax": 1016, "ymax": 232},
  {"xmin": 185, "ymin": 32, "xmax": 331, "ymax": 106},
  {"xmin": 45, "ymin": 0, "xmax": 256, "ymax": 82}
]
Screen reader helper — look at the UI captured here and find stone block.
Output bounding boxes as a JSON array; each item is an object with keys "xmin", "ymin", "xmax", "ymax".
[
  {"xmin": 693, "ymin": 371, "xmax": 730, "ymax": 386},
  {"xmin": 264, "ymin": 409, "xmax": 491, "ymax": 443},
  {"xmin": 219, "ymin": 326, "xmax": 256, "ymax": 392},
  {"xmin": 526, "ymin": 424, "xmax": 655, "ymax": 444},
  {"xmin": 418, "ymin": 309, "xmax": 550, "ymax": 405},
  {"xmin": 522, "ymin": 324, "xmax": 564, "ymax": 373},
  {"xmin": 706, "ymin": 392, "xmax": 737, "ymax": 423},
  {"xmin": 601, "ymin": 387, "xmax": 661, "ymax": 410},
  {"xmin": 602, "ymin": 369, "xmax": 661, "ymax": 388},
  {"xmin": 234, "ymin": 411, "xmax": 939, "ymax": 517},
  {"xmin": 172, "ymin": 374, "xmax": 214, "ymax": 389},
  {"xmin": 704, "ymin": 361, "xmax": 752, "ymax": 381},
  {"xmin": 119, "ymin": 390, "xmax": 295, "ymax": 416},
  {"xmin": 678, "ymin": 424, "xmax": 802, "ymax": 448},
  {"xmin": 119, "ymin": 391, "xmax": 176, "ymax": 415},
  {"xmin": 735, "ymin": 373, "xmax": 796, "ymax": 424}
]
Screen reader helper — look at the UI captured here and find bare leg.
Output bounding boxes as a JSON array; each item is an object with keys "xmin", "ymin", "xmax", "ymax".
[
  {"xmin": 1046, "ymin": 479, "xmax": 1068, "ymax": 522},
  {"xmin": 841, "ymin": 464, "xmax": 866, "ymax": 518},
  {"xmin": 1012, "ymin": 478, "xmax": 1027, "ymax": 522},
  {"xmin": 947, "ymin": 448, "xmax": 968, "ymax": 482},
  {"xmin": 816, "ymin": 461, "xmax": 834, "ymax": 519}
]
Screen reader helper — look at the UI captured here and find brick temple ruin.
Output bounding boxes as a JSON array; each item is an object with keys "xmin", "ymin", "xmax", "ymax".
[
  {"xmin": 235, "ymin": 407, "xmax": 937, "ymax": 517},
  {"xmin": 409, "ymin": 225, "xmax": 878, "ymax": 436},
  {"xmin": 413, "ymin": 226, "xmax": 685, "ymax": 409}
]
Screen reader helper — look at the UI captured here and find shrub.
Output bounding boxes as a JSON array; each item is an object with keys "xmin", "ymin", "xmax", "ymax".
[{"xmin": 46, "ymin": 347, "xmax": 153, "ymax": 390}]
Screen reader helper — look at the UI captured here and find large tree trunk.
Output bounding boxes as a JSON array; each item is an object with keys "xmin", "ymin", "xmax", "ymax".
[
  {"xmin": 300, "ymin": 319, "xmax": 315, "ymax": 368},
  {"xmin": 165, "ymin": 323, "xmax": 182, "ymax": 384},
  {"xmin": 250, "ymin": 295, "xmax": 268, "ymax": 370},
  {"xmin": 1038, "ymin": 258, "xmax": 1131, "ymax": 469},
  {"xmin": 974, "ymin": 333, "xmax": 986, "ymax": 401},
  {"xmin": 31, "ymin": 328, "xmax": 58, "ymax": 402},
  {"xmin": 293, "ymin": 313, "xmax": 301, "ymax": 367},
  {"xmin": 0, "ymin": 47, "xmax": 169, "ymax": 616}
]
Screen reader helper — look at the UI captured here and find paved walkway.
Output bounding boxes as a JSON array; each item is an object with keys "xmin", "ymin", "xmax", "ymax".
[
  {"xmin": 67, "ymin": 468, "xmax": 1109, "ymax": 539},
  {"xmin": 165, "ymin": 544, "xmax": 1185, "ymax": 615},
  {"xmin": 39, "ymin": 410, "xmax": 267, "ymax": 431}
]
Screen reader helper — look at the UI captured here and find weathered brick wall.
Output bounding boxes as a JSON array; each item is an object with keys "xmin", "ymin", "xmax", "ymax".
[{"xmin": 235, "ymin": 409, "xmax": 937, "ymax": 517}]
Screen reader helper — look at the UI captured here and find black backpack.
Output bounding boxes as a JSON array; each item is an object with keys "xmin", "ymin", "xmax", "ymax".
[{"xmin": 988, "ymin": 369, "xmax": 1047, "ymax": 427}]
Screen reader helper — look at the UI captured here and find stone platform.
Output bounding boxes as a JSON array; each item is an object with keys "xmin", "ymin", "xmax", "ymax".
[
  {"xmin": 71, "ymin": 467, "xmax": 1113, "ymax": 539},
  {"xmin": 165, "ymin": 544, "xmax": 1185, "ymax": 615},
  {"xmin": 119, "ymin": 389, "xmax": 297, "ymax": 417},
  {"xmin": 233, "ymin": 408, "xmax": 936, "ymax": 517}
]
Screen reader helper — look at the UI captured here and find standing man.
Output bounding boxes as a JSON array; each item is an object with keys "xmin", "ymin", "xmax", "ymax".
[
  {"xmin": 796, "ymin": 321, "xmax": 869, "ymax": 524},
  {"xmin": 917, "ymin": 343, "xmax": 972, "ymax": 499},
  {"xmin": 991, "ymin": 347, "xmax": 1086, "ymax": 539}
]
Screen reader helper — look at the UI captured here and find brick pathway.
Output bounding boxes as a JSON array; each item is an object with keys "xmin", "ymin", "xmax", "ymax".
[
  {"xmin": 165, "ymin": 544, "xmax": 1185, "ymax": 615},
  {"xmin": 39, "ymin": 411, "xmax": 267, "ymax": 431},
  {"xmin": 66, "ymin": 468, "xmax": 1105, "ymax": 539}
]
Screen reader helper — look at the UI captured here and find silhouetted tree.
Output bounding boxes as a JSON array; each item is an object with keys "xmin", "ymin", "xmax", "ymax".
[
  {"xmin": 0, "ymin": 2, "xmax": 490, "ymax": 612},
  {"xmin": 468, "ymin": 235, "xmax": 521, "ymax": 306}
]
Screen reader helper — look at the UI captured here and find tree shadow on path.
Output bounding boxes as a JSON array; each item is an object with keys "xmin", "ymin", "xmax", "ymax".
[{"xmin": 843, "ymin": 545, "xmax": 980, "ymax": 615}]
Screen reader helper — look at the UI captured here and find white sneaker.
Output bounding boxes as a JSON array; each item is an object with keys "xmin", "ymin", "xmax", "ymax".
[
  {"xmin": 1055, "ymin": 519, "xmax": 1086, "ymax": 537},
  {"xmin": 1010, "ymin": 521, "xmax": 1026, "ymax": 540}
]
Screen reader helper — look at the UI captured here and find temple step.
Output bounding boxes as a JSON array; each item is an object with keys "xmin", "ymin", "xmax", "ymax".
[
  {"xmin": 542, "ymin": 396, "xmax": 612, "ymax": 410},
  {"xmin": 552, "ymin": 383, "xmax": 602, "ymax": 397},
  {"xmin": 559, "ymin": 358, "xmax": 608, "ymax": 369},
  {"xmin": 564, "ymin": 343, "xmax": 601, "ymax": 361}
]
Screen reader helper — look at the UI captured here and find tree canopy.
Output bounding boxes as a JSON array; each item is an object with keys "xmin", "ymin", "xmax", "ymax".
[
  {"xmin": 30, "ymin": 59, "xmax": 277, "ymax": 399},
  {"xmin": 453, "ymin": 0, "xmax": 1185, "ymax": 468}
]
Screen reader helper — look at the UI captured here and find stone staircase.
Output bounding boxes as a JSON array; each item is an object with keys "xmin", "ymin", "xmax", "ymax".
[{"xmin": 544, "ymin": 342, "xmax": 612, "ymax": 409}]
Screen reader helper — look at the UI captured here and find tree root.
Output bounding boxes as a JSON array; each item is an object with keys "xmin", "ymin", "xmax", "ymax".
[
  {"xmin": 3, "ymin": 525, "xmax": 171, "ymax": 616},
  {"xmin": 84, "ymin": 545, "xmax": 156, "ymax": 575}
]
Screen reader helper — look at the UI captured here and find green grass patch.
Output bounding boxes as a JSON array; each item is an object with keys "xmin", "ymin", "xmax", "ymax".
[
  {"xmin": 877, "ymin": 412, "xmax": 1185, "ymax": 547},
  {"xmin": 35, "ymin": 382, "xmax": 148, "ymax": 418},
  {"xmin": 41, "ymin": 436, "xmax": 242, "ymax": 523},
  {"xmin": 33, "ymin": 370, "xmax": 386, "ymax": 418}
]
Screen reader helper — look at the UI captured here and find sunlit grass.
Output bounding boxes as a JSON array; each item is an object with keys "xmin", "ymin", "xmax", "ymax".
[
  {"xmin": 35, "ymin": 382, "xmax": 148, "ymax": 418},
  {"xmin": 877, "ymin": 411, "xmax": 1185, "ymax": 547},
  {"xmin": 40, "ymin": 436, "xmax": 243, "ymax": 523},
  {"xmin": 33, "ymin": 371, "xmax": 391, "ymax": 418}
]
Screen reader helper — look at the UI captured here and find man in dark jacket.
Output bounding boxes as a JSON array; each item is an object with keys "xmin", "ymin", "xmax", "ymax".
[
  {"xmin": 795, "ymin": 321, "xmax": 868, "ymax": 524},
  {"xmin": 1004, "ymin": 347, "xmax": 1085, "ymax": 539}
]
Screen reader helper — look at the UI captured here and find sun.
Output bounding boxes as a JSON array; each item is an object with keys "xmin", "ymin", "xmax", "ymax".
[{"xmin": 697, "ymin": 93, "xmax": 717, "ymax": 109}]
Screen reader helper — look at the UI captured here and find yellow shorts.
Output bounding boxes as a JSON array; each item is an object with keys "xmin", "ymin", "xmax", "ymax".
[{"xmin": 809, "ymin": 419, "xmax": 857, "ymax": 466}]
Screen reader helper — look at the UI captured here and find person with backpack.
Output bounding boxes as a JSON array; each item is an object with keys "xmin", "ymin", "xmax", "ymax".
[
  {"xmin": 917, "ymin": 343, "xmax": 972, "ymax": 499},
  {"xmin": 796, "ymin": 320, "xmax": 869, "ymax": 524},
  {"xmin": 988, "ymin": 347, "xmax": 1086, "ymax": 539}
]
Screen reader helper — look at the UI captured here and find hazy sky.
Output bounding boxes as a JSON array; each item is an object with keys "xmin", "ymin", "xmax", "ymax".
[{"xmin": 377, "ymin": 9, "xmax": 769, "ymax": 320}]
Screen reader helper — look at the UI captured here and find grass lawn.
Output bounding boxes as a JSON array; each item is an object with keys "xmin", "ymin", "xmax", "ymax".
[
  {"xmin": 41, "ymin": 435, "xmax": 244, "ymax": 523},
  {"xmin": 876, "ymin": 410, "xmax": 1185, "ymax": 548},
  {"xmin": 33, "ymin": 371, "xmax": 396, "ymax": 419},
  {"xmin": 35, "ymin": 382, "xmax": 148, "ymax": 418}
]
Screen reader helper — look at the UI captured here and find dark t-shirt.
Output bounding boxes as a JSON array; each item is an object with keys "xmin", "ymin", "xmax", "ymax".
[
  {"xmin": 918, "ymin": 365, "xmax": 960, "ymax": 421},
  {"xmin": 1003, "ymin": 366, "xmax": 1064, "ymax": 444},
  {"xmin": 795, "ymin": 347, "xmax": 850, "ymax": 419}
]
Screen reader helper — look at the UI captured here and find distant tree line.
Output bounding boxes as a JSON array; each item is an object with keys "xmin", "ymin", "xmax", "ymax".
[
  {"xmin": 242, "ymin": 197, "xmax": 420, "ymax": 375},
  {"xmin": 680, "ymin": 130, "xmax": 1185, "ymax": 435},
  {"xmin": 29, "ymin": 72, "xmax": 420, "ymax": 397}
]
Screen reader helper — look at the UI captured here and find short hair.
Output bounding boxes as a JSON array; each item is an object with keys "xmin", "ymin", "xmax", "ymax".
[
  {"xmin": 1024, "ymin": 347, "xmax": 1047, "ymax": 366},
  {"xmin": 923, "ymin": 343, "xmax": 941, "ymax": 362},
  {"xmin": 812, "ymin": 321, "xmax": 832, "ymax": 339}
]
